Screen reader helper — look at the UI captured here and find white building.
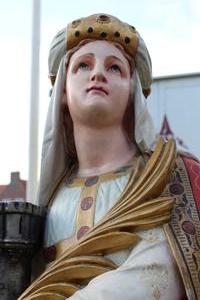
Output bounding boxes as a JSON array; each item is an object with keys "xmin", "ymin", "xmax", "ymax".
[{"xmin": 148, "ymin": 73, "xmax": 200, "ymax": 158}]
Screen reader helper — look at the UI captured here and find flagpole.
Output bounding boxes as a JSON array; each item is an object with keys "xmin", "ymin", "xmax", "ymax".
[{"xmin": 27, "ymin": 0, "xmax": 41, "ymax": 204}]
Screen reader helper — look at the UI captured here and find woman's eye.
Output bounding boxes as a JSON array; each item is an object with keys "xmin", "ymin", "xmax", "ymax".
[
  {"xmin": 78, "ymin": 62, "xmax": 89, "ymax": 70},
  {"xmin": 109, "ymin": 64, "xmax": 121, "ymax": 73}
]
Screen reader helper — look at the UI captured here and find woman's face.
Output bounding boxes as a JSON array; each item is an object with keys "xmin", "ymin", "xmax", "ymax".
[{"xmin": 66, "ymin": 40, "xmax": 131, "ymax": 128}]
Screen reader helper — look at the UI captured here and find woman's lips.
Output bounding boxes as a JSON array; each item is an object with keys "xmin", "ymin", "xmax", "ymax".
[{"xmin": 86, "ymin": 86, "xmax": 108, "ymax": 95}]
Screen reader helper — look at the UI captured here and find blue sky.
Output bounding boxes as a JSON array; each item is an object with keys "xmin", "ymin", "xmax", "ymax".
[{"xmin": 0, "ymin": 0, "xmax": 200, "ymax": 183}]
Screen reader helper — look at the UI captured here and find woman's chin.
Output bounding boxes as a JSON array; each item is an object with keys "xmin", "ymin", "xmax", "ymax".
[{"xmin": 84, "ymin": 99, "xmax": 110, "ymax": 114}]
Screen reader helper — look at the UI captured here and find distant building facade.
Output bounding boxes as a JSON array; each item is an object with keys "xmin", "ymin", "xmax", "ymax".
[
  {"xmin": 148, "ymin": 73, "xmax": 200, "ymax": 158},
  {"xmin": 0, "ymin": 172, "xmax": 26, "ymax": 201}
]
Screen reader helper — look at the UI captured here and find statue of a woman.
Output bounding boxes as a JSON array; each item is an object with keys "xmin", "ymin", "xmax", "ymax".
[{"xmin": 19, "ymin": 14, "xmax": 200, "ymax": 300}]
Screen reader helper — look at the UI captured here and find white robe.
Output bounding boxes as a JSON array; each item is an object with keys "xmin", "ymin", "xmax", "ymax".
[{"xmin": 44, "ymin": 173, "xmax": 185, "ymax": 300}]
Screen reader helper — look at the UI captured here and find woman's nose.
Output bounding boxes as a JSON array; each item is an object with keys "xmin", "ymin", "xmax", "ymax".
[{"xmin": 90, "ymin": 71, "xmax": 107, "ymax": 83}]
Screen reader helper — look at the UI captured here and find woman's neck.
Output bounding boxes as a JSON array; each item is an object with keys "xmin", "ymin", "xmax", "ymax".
[{"xmin": 73, "ymin": 124, "xmax": 137, "ymax": 177}]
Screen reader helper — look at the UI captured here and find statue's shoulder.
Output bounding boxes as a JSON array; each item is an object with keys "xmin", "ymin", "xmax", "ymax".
[
  {"xmin": 164, "ymin": 148, "xmax": 200, "ymax": 298},
  {"xmin": 175, "ymin": 150, "xmax": 200, "ymax": 213},
  {"xmin": 177, "ymin": 150, "xmax": 200, "ymax": 164}
]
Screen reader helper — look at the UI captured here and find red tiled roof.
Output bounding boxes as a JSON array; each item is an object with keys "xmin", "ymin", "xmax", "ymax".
[
  {"xmin": 0, "ymin": 185, "xmax": 6, "ymax": 195},
  {"xmin": 0, "ymin": 172, "xmax": 26, "ymax": 201}
]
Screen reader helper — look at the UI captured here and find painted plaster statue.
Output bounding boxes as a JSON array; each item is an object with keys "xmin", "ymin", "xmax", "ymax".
[{"xmin": 19, "ymin": 14, "xmax": 200, "ymax": 300}]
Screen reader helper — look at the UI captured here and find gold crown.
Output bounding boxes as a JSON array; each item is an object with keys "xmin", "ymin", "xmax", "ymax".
[{"xmin": 67, "ymin": 14, "xmax": 139, "ymax": 57}]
